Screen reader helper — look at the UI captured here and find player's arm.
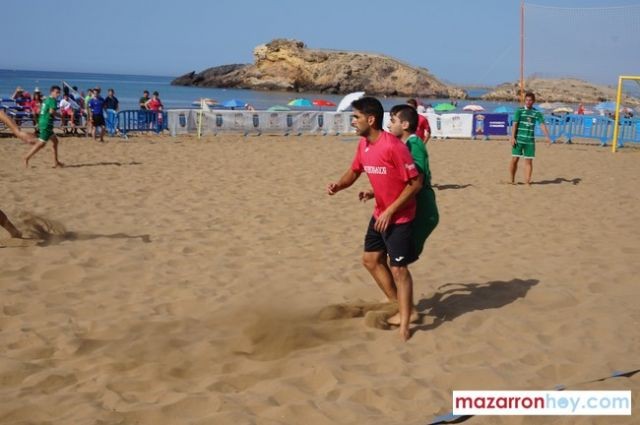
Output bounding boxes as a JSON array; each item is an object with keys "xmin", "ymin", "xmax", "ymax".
[
  {"xmin": 510, "ymin": 121, "xmax": 518, "ymax": 146},
  {"xmin": 327, "ymin": 168, "xmax": 360, "ymax": 195},
  {"xmin": 540, "ymin": 123, "xmax": 552, "ymax": 144},
  {"xmin": 374, "ymin": 176, "xmax": 422, "ymax": 232}
]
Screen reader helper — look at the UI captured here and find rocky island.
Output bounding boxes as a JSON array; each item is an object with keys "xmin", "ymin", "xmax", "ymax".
[
  {"xmin": 172, "ymin": 39, "xmax": 466, "ymax": 99},
  {"xmin": 482, "ymin": 78, "xmax": 640, "ymax": 106}
]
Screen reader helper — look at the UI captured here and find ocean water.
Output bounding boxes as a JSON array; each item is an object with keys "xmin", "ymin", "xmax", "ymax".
[{"xmin": 0, "ymin": 69, "xmax": 513, "ymax": 112}]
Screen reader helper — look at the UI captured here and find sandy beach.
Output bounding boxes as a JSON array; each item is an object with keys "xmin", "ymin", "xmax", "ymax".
[{"xmin": 1, "ymin": 133, "xmax": 639, "ymax": 424}]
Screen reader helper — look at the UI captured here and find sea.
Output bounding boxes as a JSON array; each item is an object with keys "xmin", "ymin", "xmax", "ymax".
[{"xmin": 1, "ymin": 69, "xmax": 513, "ymax": 112}]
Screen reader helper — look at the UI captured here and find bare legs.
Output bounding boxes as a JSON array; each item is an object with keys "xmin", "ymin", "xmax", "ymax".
[
  {"xmin": 0, "ymin": 209, "xmax": 21, "ymax": 238},
  {"xmin": 362, "ymin": 251, "xmax": 417, "ymax": 341},
  {"xmin": 0, "ymin": 111, "xmax": 62, "ymax": 168},
  {"xmin": 509, "ymin": 156, "xmax": 533, "ymax": 185}
]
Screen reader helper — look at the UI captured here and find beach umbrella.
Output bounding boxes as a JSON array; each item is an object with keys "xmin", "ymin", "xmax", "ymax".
[
  {"xmin": 493, "ymin": 105, "xmax": 515, "ymax": 113},
  {"xmin": 553, "ymin": 106, "xmax": 574, "ymax": 114},
  {"xmin": 462, "ymin": 104, "xmax": 484, "ymax": 112},
  {"xmin": 267, "ymin": 105, "xmax": 291, "ymax": 111},
  {"xmin": 336, "ymin": 91, "xmax": 365, "ymax": 112},
  {"xmin": 434, "ymin": 103, "xmax": 456, "ymax": 112},
  {"xmin": 222, "ymin": 99, "xmax": 245, "ymax": 109},
  {"xmin": 594, "ymin": 101, "xmax": 616, "ymax": 111},
  {"xmin": 193, "ymin": 98, "xmax": 217, "ymax": 110},
  {"xmin": 313, "ymin": 99, "xmax": 336, "ymax": 108},
  {"xmin": 288, "ymin": 98, "xmax": 312, "ymax": 107}
]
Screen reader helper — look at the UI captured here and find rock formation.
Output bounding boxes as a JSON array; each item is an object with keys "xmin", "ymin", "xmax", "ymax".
[
  {"xmin": 172, "ymin": 39, "xmax": 466, "ymax": 99},
  {"xmin": 482, "ymin": 78, "xmax": 640, "ymax": 106}
]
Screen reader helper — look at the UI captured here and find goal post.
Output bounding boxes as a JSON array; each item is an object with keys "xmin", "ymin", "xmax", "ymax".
[{"xmin": 612, "ymin": 75, "xmax": 640, "ymax": 153}]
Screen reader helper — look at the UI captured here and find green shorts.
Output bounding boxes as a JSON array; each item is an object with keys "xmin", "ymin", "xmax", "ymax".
[
  {"xmin": 512, "ymin": 142, "xmax": 535, "ymax": 159},
  {"xmin": 413, "ymin": 187, "xmax": 439, "ymax": 258},
  {"xmin": 38, "ymin": 126, "xmax": 54, "ymax": 142}
]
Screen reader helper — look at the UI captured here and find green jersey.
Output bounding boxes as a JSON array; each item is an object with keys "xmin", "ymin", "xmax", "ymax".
[
  {"xmin": 514, "ymin": 107, "xmax": 544, "ymax": 144},
  {"xmin": 38, "ymin": 96, "xmax": 57, "ymax": 129},
  {"xmin": 405, "ymin": 134, "xmax": 431, "ymax": 186},
  {"xmin": 405, "ymin": 134, "xmax": 438, "ymax": 257}
]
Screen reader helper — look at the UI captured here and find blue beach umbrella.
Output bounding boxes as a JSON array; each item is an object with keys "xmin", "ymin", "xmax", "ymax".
[
  {"xmin": 493, "ymin": 105, "xmax": 515, "ymax": 113},
  {"xmin": 223, "ymin": 99, "xmax": 245, "ymax": 109},
  {"xmin": 594, "ymin": 101, "xmax": 616, "ymax": 111},
  {"xmin": 288, "ymin": 98, "xmax": 312, "ymax": 107}
]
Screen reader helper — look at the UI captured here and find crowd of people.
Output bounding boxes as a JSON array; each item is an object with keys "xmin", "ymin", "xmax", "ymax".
[
  {"xmin": 0, "ymin": 85, "xmax": 165, "ymax": 166},
  {"xmin": 6, "ymin": 86, "xmax": 165, "ymax": 139}
]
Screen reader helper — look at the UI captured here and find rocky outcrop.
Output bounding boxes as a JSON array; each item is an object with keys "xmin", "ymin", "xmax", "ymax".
[
  {"xmin": 482, "ymin": 78, "xmax": 640, "ymax": 106},
  {"xmin": 172, "ymin": 39, "xmax": 466, "ymax": 99}
]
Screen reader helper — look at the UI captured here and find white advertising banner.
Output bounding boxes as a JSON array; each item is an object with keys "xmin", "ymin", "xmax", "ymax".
[
  {"xmin": 425, "ymin": 113, "xmax": 474, "ymax": 139},
  {"xmin": 168, "ymin": 109, "xmax": 354, "ymax": 137}
]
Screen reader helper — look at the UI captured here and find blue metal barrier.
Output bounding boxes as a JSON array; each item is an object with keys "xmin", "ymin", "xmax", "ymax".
[
  {"xmin": 563, "ymin": 115, "xmax": 613, "ymax": 145},
  {"xmin": 617, "ymin": 118, "xmax": 640, "ymax": 146},
  {"xmin": 116, "ymin": 110, "xmax": 167, "ymax": 138}
]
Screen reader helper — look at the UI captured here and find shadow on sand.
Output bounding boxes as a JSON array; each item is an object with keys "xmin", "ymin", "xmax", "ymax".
[
  {"xmin": 528, "ymin": 177, "xmax": 581, "ymax": 185},
  {"xmin": 37, "ymin": 231, "xmax": 151, "ymax": 246},
  {"xmin": 63, "ymin": 161, "xmax": 142, "ymax": 168},
  {"xmin": 433, "ymin": 183, "xmax": 473, "ymax": 191},
  {"xmin": 413, "ymin": 278, "xmax": 539, "ymax": 333}
]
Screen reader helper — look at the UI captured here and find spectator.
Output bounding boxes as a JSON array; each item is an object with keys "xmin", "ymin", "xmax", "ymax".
[
  {"xmin": 139, "ymin": 90, "xmax": 150, "ymax": 110},
  {"xmin": 26, "ymin": 89, "xmax": 44, "ymax": 133},
  {"xmin": 407, "ymin": 98, "xmax": 431, "ymax": 143},
  {"xmin": 85, "ymin": 88, "xmax": 94, "ymax": 133},
  {"xmin": 104, "ymin": 88, "xmax": 119, "ymax": 112},
  {"xmin": 11, "ymin": 86, "xmax": 31, "ymax": 106},
  {"xmin": 88, "ymin": 88, "xmax": 106, "ymax": 142},
  {"xmin": 577, "ymin": 103, "xmax": 585, "ymax": 115},
  {"xmin": 146, "ymin": 91, "xmax": 164, "ymax": 130},
  {"xmin": 59, "ymin": 93, "xmax": 78, "ymax": 134}
]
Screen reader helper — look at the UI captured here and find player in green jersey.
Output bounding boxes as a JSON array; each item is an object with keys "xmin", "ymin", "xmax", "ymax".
[
  {"xmin": 0, "ymin": 85, "xmax": 63, "ymax": 168},
  {"xmin": 509, "ymin": 92, "xmax": 551, "ymax": 185}
]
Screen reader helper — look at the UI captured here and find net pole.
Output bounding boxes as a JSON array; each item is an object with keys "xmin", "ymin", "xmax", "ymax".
[
  {"xmin": 611, "ymin": 76, "xmax": 623, "ymax": 153},
  {"xmin": 520, "ymin": 0, "xmax": 525, "ymax": 104}
]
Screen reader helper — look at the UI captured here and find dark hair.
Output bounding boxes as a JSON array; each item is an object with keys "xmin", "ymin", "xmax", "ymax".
[
  {"xmin": 351, "ymin": 97, "xmax": 384, "ymax": 130},
  {"xmin": 390, "ymin": 104, "xmax": 418, "ymax": 133},
  {"xmin": 143, "ymin": 90, "xmax": 149, "ymax": 95},
  {"xmin": 50, "ymin": 85, "xmax": 61, "ymax": 93},
  {"xmin": 406, "ymin": 98, "xmax": 418, "ymax": 109},
  {"xmin": 108, "ymin": 88, "xmax": 114, "ymax": 93},
  {"xmin": 152, "ymin": 91, "xmax": 159, "ymax": 96},
  {"xmin": 525, "ymin": 91, "xmax": 536, "ymax": 101}
]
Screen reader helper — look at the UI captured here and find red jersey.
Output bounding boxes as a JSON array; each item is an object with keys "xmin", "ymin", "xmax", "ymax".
[
  {"xmin": 147, "ymin": 98, "xmax": 163, "ymax": 111},
  {"xmin": 416, "ymin": 114, "xmax": 431, "ymax": 141},
  {"xmin": 351, "ymin": 131, "xmax": 419, "ymax": 224}
]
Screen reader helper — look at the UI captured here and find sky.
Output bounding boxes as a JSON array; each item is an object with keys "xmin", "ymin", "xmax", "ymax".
[{"xmin": 1, "ymin": 0, "xmax": 638, "ymax": 86}]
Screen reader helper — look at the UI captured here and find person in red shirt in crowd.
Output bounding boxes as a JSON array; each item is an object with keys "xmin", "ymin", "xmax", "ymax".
[
  {"xmin": 327, "ymin": 97, "xmax": 423, "ymax": 341},
  {"xmin": 145, "ymin": 91, "xmax": 163, "ymax": 111},
  {"xmin": 577, "ymin": 103, "xmax": 585, "ymax": 115},
  {"xmin": 407, "ymin": 98, "xmax": 431, "ymax": 143},
  {"xmin": 25, "ymin": 89, "xmax": 44, "ymax": 135}
]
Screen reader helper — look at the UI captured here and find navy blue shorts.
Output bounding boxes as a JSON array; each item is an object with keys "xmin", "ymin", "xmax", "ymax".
[{"xmin": 364, "ymin": 216, "xmax": 417, "ymax": 267}]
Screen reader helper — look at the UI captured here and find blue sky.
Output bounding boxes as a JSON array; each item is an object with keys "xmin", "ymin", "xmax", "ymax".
[{"xmin": 1, "ymin": 0, "xmax": 638, "ymax": 86}]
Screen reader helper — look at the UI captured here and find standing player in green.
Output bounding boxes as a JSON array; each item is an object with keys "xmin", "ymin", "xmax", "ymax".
[
  {"xmin": 509, "ymin": 92, "xmax": 551, "ymax": 185},
  {"xmin": 0, "ymin": 85, "xmax": 63, "ymax": 168}
]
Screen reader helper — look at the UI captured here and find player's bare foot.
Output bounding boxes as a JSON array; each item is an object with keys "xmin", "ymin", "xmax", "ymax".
[
  {"xmin": 400, "ymin": 326, "xmax": 411, "ymax": 341},
  {"xmin": 24, "ymin": 157, "xmax": 29, "ymax": 168},
  {"xmin": 387, "ymin": 309, "xmax": 419, "ymax": 326},
  {"xmin": 53, "ymin": 162, "xmax": 64, "ymax": 168}
]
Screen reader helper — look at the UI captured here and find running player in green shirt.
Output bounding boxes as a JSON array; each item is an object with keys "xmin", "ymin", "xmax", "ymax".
[
  {"xmin": 0, "ymin": 85, "xmax": 63, "ymax": 168},
  {"xmin": 509, "ymin": 92, "xmax": 551, "ymax": 185}
]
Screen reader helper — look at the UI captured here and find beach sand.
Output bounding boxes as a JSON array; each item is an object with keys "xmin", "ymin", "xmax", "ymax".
[{"xmin": 1, "ymin": 134, "xmax": 638, "ymax": 424}]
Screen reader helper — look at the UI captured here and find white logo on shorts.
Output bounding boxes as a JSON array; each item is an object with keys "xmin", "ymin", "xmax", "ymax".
[{"xmin": 394, "ymin": 256, "xmax": 404, "ymax": 262}]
